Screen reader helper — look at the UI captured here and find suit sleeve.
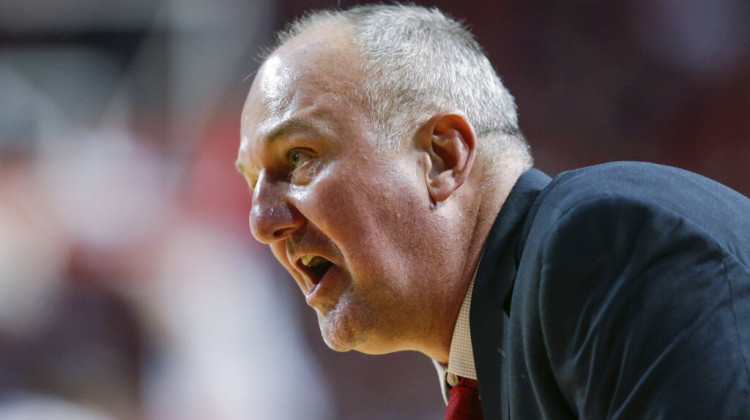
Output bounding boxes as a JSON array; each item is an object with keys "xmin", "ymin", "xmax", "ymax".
[{"xmin": 537, "ymin": 196, "xmax": 750, "ymax": 419}]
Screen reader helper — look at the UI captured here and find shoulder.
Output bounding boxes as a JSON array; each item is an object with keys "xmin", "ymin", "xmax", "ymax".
[
  {"xmin": 534, "ymin": 161, "xmax": 709, "ymax": 216},
  {"xmin": 520, "ymin": 163, "xmax": 690, "ymax": 263},
  {"xmin": 513, "ymin": 164, "xmax": 750, "ymax": 416},
  {"xmin": 523, "ymin": 161, "xmax": 750, "ymax": 268}
]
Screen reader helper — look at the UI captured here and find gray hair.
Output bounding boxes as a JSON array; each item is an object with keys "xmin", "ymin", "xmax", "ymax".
[{"xmin": 267, "ymin": 4, "xmax": 532, "ymax": 167}]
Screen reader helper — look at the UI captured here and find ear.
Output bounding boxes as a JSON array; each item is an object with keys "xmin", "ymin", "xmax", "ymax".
[{"xmin": 416, "ymin": 111, "xmax": 477, "ymax": 204}]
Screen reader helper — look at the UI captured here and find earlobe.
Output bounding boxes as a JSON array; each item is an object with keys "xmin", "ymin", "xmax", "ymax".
[{"xmin": 418, "ymin": 111, "xmax": 477, "ymax": 204}]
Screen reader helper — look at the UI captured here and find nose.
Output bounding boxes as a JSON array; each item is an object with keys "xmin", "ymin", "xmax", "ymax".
[{"xmin": 249, "ymin": 174, "xmax": 303, "ymax": 243}]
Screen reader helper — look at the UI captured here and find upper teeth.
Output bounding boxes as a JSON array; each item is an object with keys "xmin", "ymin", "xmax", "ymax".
[{"xmin": 301, "ymin": 255, "xmax": 327, "ymax": 267}]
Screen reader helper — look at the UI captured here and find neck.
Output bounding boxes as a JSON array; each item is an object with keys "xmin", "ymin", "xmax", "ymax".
[{"xmin": 431, "ymin": 163, "xmax": 524, "ymax": 363}]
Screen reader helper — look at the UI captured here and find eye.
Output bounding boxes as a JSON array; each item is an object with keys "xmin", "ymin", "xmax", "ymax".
[
  {"xmin": 285, "ymin": 148, "xmax": 320, "ymax": 185},
  {"xmin": 290, "ymin": 151, "xmax": 302, "ymax": 169},
  {"xmin": 288, "ymin": 149, "xmax": 310, "ymax": 169}
]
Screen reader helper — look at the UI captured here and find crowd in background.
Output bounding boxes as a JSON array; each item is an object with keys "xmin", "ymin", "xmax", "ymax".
[{"xmin": 0, "ymin": 0, "xmax": 748, "ymax": 419}]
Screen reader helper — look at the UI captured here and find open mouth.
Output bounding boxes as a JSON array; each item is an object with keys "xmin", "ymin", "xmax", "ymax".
[{"xmin": 300, "ymin": 255, "xmax": 334, "ymax": 284}]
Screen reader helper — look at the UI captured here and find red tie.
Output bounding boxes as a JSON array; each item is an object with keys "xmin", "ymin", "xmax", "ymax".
[{"xmin": 446, "ymin": 377, "xmax": 484, "ymax": 420}]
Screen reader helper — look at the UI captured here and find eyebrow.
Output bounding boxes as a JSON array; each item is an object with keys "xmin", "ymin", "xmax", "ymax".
[{"xmin": 268, "ymin": 117, "xmax": 317, "ymax": 138}]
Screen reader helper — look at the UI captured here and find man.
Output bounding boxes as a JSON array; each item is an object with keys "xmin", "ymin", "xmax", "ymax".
[{"xmin": 235, "ymin": 4, "xmax": 750, "ymax": 419}]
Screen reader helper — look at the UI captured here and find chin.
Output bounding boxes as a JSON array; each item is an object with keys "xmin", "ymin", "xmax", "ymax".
[{"xmin": 317, "ymin": 306, "xmax": 373, "ymax": 353}]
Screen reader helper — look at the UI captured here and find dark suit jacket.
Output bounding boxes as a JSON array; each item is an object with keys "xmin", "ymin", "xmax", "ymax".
[{"xmin": 471, "ymin": 162, "xmax": 750, "ymax": 419}]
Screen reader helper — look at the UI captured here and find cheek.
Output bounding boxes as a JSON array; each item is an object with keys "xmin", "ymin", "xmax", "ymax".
[
  {"xmin": 313, "ymin": 175, "xmax": 373, "ymax": 232},
  {"xmin": 312, "ymin": 164, "xmax": 428, "ymax": 267}
]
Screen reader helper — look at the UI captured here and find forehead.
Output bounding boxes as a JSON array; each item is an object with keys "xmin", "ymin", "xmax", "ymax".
[{"xmin": 238, "ymin": 25, "xmax": 367, "ymax": 171}]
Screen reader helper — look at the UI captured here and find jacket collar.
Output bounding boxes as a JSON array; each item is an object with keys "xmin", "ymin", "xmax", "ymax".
[
  {"xmin": 469, "ymin": 168, "xmax": 551, "ymax": 418},
  {"xmin": 472, "ymin": 168, "xmax": 550, "ymax": 316}
]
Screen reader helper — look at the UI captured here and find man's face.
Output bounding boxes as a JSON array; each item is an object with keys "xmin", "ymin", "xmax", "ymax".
[{"xmin": 236, "ymin": 27, "xmax": 447, "ymax": 354}]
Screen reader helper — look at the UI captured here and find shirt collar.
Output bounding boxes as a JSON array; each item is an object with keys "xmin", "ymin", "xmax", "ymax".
[
  {"xmin": 447, "ymin": 275, "xmax": 478, "ymax": 380},
  {"xmin": 434, "ymin": 275, "xmax": 478, "ymax": 404}
]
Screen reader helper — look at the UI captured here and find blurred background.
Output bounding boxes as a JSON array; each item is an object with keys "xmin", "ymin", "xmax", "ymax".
[{"xmin": 0, "ymin": 0, "xmax": 748, "ymax": 419}]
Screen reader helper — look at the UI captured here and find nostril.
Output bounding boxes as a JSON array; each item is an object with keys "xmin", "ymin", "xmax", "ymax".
[
  {"xmin": 248, "ymin": 199, "xmax": 302, "ymax": 243},
  {"xmin": 273, "ymin": 227, "xmax": 295, "ymax": 239}
]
